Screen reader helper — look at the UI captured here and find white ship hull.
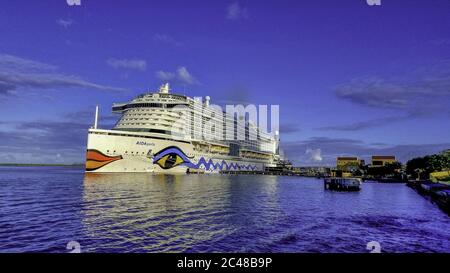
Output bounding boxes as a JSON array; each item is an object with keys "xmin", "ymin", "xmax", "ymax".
[{"xmin": 86, "ymin": 129, "xmax": 271, "ymax": 173}]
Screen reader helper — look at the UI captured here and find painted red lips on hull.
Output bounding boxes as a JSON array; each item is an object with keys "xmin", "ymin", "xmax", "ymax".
[{"xmin": 85, "ymin": 149, "xmax": 122, "ymax": 171}]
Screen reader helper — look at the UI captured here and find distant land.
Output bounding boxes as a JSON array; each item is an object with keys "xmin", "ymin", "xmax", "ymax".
[{"xmin": 0, "ymin": 163, "xmax": 84, "ymax": 167}]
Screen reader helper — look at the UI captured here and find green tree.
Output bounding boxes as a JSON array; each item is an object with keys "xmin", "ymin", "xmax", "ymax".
[
  {"xmin": 367, "ymin": 162, "xmax": 402, "ymax": 178},
  {"xmin": 406, "ymin": 151, "xmax": 450, "ymax": 179}
]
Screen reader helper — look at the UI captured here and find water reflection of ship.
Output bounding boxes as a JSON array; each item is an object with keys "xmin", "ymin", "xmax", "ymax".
[{"xmin": 82, "ymin": 173, "xmax": 280, "ymax": 251}]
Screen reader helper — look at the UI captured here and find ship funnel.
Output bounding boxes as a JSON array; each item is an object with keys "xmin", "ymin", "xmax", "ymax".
[{"xmin": 159, "ymin": 83, "xmax": 170, "ymax": 93}]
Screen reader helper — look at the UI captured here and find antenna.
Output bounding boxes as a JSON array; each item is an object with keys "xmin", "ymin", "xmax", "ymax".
[{"xmin": 94, "ymin": 105, "xmax": 99, "ymax": 129}]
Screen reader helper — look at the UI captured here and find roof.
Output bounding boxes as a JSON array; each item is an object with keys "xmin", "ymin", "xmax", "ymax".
[
  {"xmin": 337, "ymin": 157, "xmax": 358, "ymax": 160},
  {"xmin": 372, "ymin": 155, "xmax": 396, "ymax": 160}
]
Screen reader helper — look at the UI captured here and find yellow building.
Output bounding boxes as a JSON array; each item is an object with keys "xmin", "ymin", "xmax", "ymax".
[
  {"xmin": 371, "ymin": 155, "xmax": 396, "ymax": 167},
  {"xmin": 430, "ymin": 170, "xmax": 450, "ymax": 183},
  {"xmin": 331, "ymin": 169, "xmax": 354, "ymax": 178},
  {"xmin": 337, "ymin": 156, "xmax": 360, "ymax": 170}
]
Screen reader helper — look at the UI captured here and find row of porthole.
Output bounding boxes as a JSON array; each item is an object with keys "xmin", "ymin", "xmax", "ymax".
[
  {"xmin": 118, "ymin": 121, "xmax": 168, "ymax": 125},
  {"xmin": 125, "ymin": 111, "xmax": 177, "ymax": 115},
  {"xmin": 125, "ymin": 113, "xmax": 165, "ymax": 117},
  {"xmin": 122, "ymin": 168, "xmax": 153, "ymax": 171},
  {"xmin": 106, "ymin": 150, "xmax": 146, "ymax": 155},
  {"xmin": 120, "ymin": 117, "xmax": 176, "ymax": 122},
  {"xmin": 128, "ymin": 109, "xmax": 168, "ymax": 113},
  {"xmin": 105, "ymin": 149, "xmax": 262, "ymax": 159},
  {"xmin": 117, "ymin": 123, "xmax": 177, "ymax": 128}
]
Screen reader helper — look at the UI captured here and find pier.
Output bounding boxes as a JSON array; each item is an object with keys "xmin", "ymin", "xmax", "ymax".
[
  {"xmin": 219, "ymin": 170, "xmax": 302, "ymax": 176},
  {"xmin": 407, "ymin": 180, "xmax": 450, "ymax": 214},
  {"xmin": 324, "ymin": 177, "xmax": 361, "ymax": 191}
]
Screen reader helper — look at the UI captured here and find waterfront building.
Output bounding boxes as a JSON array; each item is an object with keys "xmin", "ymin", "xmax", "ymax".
[
  {"xmin": 336, "ymin": 156, "xmax": 361, "ymax": 171},
  {"xmin": 371, "ymin": 155, "xmax": 396, "ymax": 167},
  {"xmin": 331, "ymin": 169, "xmax": 354, "ymax": 178},
  {"xmin": 295, "ymin": 166, "xmax": 331, "ymax": 177}
]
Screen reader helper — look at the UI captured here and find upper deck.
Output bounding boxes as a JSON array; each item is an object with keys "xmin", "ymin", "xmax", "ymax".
[
  {"xmin": 109, "ymin": 83, "xmax": 279, "ymax": 155},
  {"xmin": 112, "ymin": 84, "xmax": 190, "ymax": 113}
]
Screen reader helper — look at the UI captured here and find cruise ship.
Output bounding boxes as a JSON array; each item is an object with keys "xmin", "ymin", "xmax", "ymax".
[{"xmin": 86, "ymin": 84, "xmax": 280, "ymax": 173}]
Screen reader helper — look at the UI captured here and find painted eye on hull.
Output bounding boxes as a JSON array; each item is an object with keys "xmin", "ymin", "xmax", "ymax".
[
  {"xmin": 155, "ymin": 153, "xmax": 186, "ymax": 169},
  {"xmin": 152, "ymin": 146, "xmax": 194, "ymax": 169}
]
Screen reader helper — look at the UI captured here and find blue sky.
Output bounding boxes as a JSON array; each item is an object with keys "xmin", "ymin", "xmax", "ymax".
[{"xmin": 0, "ymin": 0, "xmax": 449, "ymax": 165}]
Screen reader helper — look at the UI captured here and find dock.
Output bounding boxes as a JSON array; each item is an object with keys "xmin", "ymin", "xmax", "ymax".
[
  {"xmin": 219, "ymin": 170, "xmax": 302, "ymax": 176},
  {"xmin": 324, "ymin": 177, "xmax": 361, "ymax": 191},
  {"xmin": 407, "ymin": 180, "xmax": 450, "ymax": 214}
]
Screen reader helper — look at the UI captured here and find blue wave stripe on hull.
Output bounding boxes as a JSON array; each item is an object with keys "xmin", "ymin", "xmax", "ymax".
[{"xmin": 193, "ymin": 157, "xmax": 257, "ymax": 171}]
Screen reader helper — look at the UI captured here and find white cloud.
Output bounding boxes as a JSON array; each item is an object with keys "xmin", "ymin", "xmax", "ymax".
[
  {"xmin": 0, "ymin": 54, "xmax": 57, "ymax": 72},
  {"xmin": 0, "ymin": 72, "xmax": 127, "ymax": 95},
  {"xmin": 154, "ymin": 34, "xmax": 181, "ymax": 47},
  {"xmin": 227, "ymin": 2, "xmax": 248, "ymax": 20},
  {"xmin": 0, "ymin": 53, "xmax": 127, "ymax": 97},
  {"xmin": 106, "ymin": 58, "xmax": 147, "ymax": 71},
  {"xmin": 305, "ymin": 148, "xmax": 323, "ymax": 162},
  {"xmin": 57, "ymin": 18, "xmax": 74, "ymax": 28},
  {"xmin": 155, "ymin": 66, "xmax": 198, "ymax": 85},
  {"xmin": 155, "ymin": 71, "xmax": 175, "ymax": 81},
  {"xmin": 335, "ymin": 62, "xmax": 450, "ymax": 111},
  {"xmin": 177, "ymin": 66, "xmax": 196, "ymax": 85}
]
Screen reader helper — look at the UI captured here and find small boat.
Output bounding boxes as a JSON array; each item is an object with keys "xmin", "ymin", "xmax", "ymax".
[{"xmin": 324, "ymin": 177, "xmax": 361, "ymax": 191}]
